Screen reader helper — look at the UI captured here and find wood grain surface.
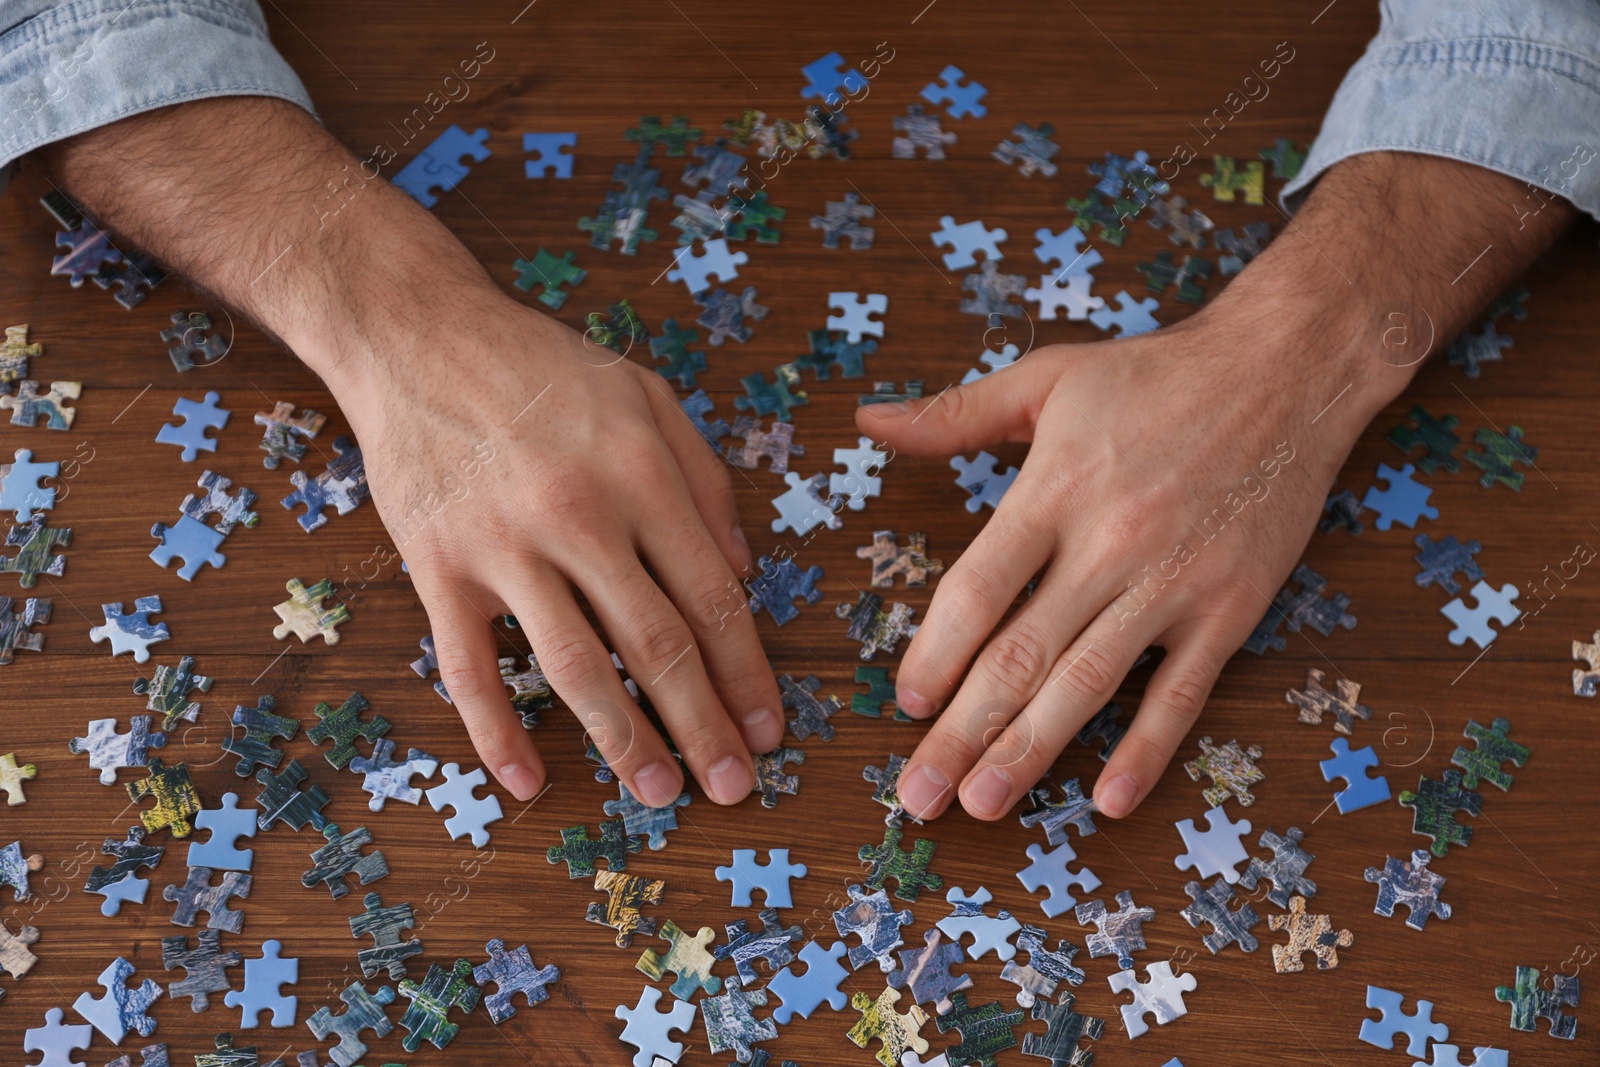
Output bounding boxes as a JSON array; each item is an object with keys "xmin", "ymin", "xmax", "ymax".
[{"xmin": 1, "ymin": 2, "xmax": 1596, "ymax": 1065}]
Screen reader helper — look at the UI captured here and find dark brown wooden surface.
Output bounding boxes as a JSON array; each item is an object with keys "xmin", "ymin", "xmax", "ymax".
[{"xmin": 2, "ymin": 2, "xmax": 1597, "ymax": 1065}]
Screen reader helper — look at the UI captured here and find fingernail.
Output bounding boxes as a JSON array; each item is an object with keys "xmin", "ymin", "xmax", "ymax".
[
  {"xmin": 964, "ymin": 765, "xmax": 1013, "ymax": 818},
  {"xmin": 862, "ymin": 401, "xmax": 908, "ymax": 416},
  {"xmin": 633, "ymin": 760, "xmax": 681, "ymax": 808},
  {"xmin": 730, "ymin": 523, "xmax": 753, "ymax": 573},
  {"xmin": 897, "ymin": 685, "xmax": 934, "ymax": 718},
  {"xmin": 898, "ymin": 764, "xmax": 951, "ymax": 817},
  {"xmin": 742, "ymin": 706, "xmax": 779, "ymax": 736},
  {"xmin": 707, "ymin": 754, "xmax": 753, "ymax": 805},
  {"xmin": 498, "ymin": 763, "xmax": 537, "ymax": 801},
  {"xmin": 1095, "ymin": 774, "xmax": 1139, "ymax": 818}
]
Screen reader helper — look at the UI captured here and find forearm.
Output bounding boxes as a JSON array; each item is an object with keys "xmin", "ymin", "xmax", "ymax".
[
  {"xmin": 1214, "ymin": 149, "xmax": 1575, "ymax": 440},
  {"xmin": 36, "ymin": 96, "xmax": 505, "ymax": 393}
]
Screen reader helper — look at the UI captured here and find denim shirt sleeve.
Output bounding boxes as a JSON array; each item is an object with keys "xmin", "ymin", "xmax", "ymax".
[
  {"xmin": 1283, "ymin": 0, "xmax": 1600, "ymax": 221},
  {"xmin": 0, "ymin": 0, "xmax": 314, "ymax": 175}
]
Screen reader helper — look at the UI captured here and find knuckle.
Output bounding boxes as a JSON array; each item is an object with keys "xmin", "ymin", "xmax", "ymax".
[
  {"xmin": 534, "ymin": 465, "xmax": 600, "ymax": 525},
  {"xmin": 625, "ymin": 611, "xmax": 694, "ymax": 673},
  {"xmin": 948, "ymin": 565, "xmax": 1004, "ymax": 620},
  {"xmin": 534, "ymin": 630, "xmax": 611, "ymax": 693},
  {"xmin": 983, "ymin": 625, "xmax": 1053, "ymax": 690},
  {"xmin": 1152, "ymin": 659, "xmax": 1218, "ymax": 724},
  {"xmin": 1051, "ymin": 640, "xmax": 1119, "ymax": 701},
  {"xmin": 434, "ymin": 648, "xmax": 494, "ymax": 705}
]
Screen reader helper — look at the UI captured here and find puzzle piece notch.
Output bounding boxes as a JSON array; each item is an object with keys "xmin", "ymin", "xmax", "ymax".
[
  {"xmin": 307, "ymin": 980, "xmax": 396, "ymax": 1067},
  {"xmin": 69, "ymin": 716, "xmax": 166, "ymax": 786},
  {"xmin": 90, "ymin": 596, "xmax": 170, "ymax": 663},
  {"xmin": 1387, "ymin": 405, "xmax": 1462, "ymax": 474},
  {"xmin": 252, "ymin": 758, "xmax": 329, "ymax": 832},
  {"xmin": 0, "ymin": 324, "xmax": 44, "ymax": 383},
  {"xmin": 832, "ymin": 436, "xmax": 889, "ymax": 510},
  {"xmin": 253, "ymin": 402, "xmax": 325, "ymax": 469},
  {"xmin": 348, "ymin": 891, "xmax": 422, "ymax": 981},
  {"xmin": 522, "ymin": 131, "xmax": 577, "ymax": 178},
  {"xmin": 667, "ymin": 237, "xmax": 748, "ymax": 294},
  {"xmin": 1, "ymin": 380, "xmax": 80, "ymax": 429},
  {"xmin": 126, "ymin": 756, "xmax": 200, "ymax": 837},
  {"xmin": 1020, "ymin": 778, "xmax": 1098, "ymax": 843},
  {"xmin": 391, "ymin": 124, "xmax": 492, "ymax": 207},
  {"xmin": 0, "ymin": 449, "xmax": 59, "ymax": 522},
  {"xmin": 827, "ymin": 291, "xmax": 888, "ymax": 342},
  {"xmin": 547, "ymin": 819, "xmax": 642, "ymax": 877},
  {"xmin": 921, "ymin": 65, "xmax": 988, "ymax": 118},
  {"xmin": 1199, "ymin": 155, "xmax": 1266, "ymax": 203},
  {"xmin": 222, "ymin": 939, "xmax": 298, "ymax": 1028},
  {"xmin": 604, "ymin": 782, "xmax": 690, "ymax": 851},
  {"xmin": 1183, "ymin": 736, "xmax": 1265, "ymax": 807},
  {"xmin": 936, "ymin": 886, "xmax": 1021, "ymax": 961},
  {"xmin": 306, "ymin": 691, "xmax": 388, "ymax": 770},
  {"xmin": 425, "ymin": 762, "xmax": 502, "ymax": 846},
  {"xmin": 221, "ymin": 695, "xmax": 298, "ymax": 777},
  {"xmin": 1021, "ymin": 991, "xmax": 1103, "ymax": 1067},
  {"xmin": 858, "ymin": 531, "xmax": 943, "ymax": 589},
  {"xmin": 1075, "ymin": 891, "xmax": 1156, "ymax": 970},
  {"xmin": 1237, "ymin": 826, "xmax": 1316, "ymax": 909},
  {"xmin": 1001, "ymin": 924, "xmax": 1085, "ymax": 1009},
  {"xmin": 1362, "ymin": 463, "xmax": 1438, "ymax": 531},
  {"xmin": 637, "ymin": 920, "xmax": 722, "ymax": 1002},
  {"xmin": 187, "ymin": 792, "xmax": 257, "ymax": 871},
  {"xmin": 1450, "ymin": 717, "xmax": 1530, "ymax": 790},
  {"xmin": 838, "ymin": 591, "xmax": 920, "ymax": 660},
  {"xmin": 767, "ymin": 939, "xmax": 850, "ymax": 1023},
  {"xmin": 893, "ymin": 104, "xmax": 957, "ymax": 159},
  {"xmin": 992, "ymin": 121, "xmax": 1059, "ymax": 177},
  {"xmin": 1087, "ymin": 290, "xmax": 1161, "ymax": 336},
  {"xmin": 164, "ymin": 865, "xmax": 253, "ymax": 933},
  {"xmin": 1363, "ymin": 850, "xmax": 1452, "ymax": 931},
  {"xmin": 888, "ymin": 927, "xmax": 972, "ymax": 1016},
  {"xmin": 1414, "ymin": 534, "xmax": 1484, "ymax": 597},
  {"xmin": 23, "ymin": 1008, "xmax": 93, "ymax": 1067},
  {"xmin": 271, "ymin": 578, "xmax": 349, "ymax": 645},
  {"xmin": 696, "ymin": 285, "xmax": 768, "ymax": 346},
  {"xmin": 397, "ymin": 957, "xmax": 480, "ymax": 1052},
  {"xmin": 936, "ymin": 993, "xmax": 1023, "ymax": 1067},
  {"xmin": 1267, "ymin": 896, "xmax": 1351, "ymax": 972},
  {"xmin": 960, "ymin": 261, "xmax": 1027, "ymax": 319},
  {"xmin": 0, "ymin": 516, "xmax": 70, "ymax": 587},
  {"xmin": 701, "ymin": 975, "xmax": 777, "ymax": 1064},
  {"xmin": 1360, "ymin": 985, "xmax": 1450, "ymax": 1056},
  {"xmin": 1017, "ymin": 839, "xmax": 1101, "ymax": 918},
  {"xmin": 848, "ymin": 986, "xmax": 930, "ymax": 1067},
  {"xmin": 931, "ymin": 216, "xmax": 1006, "ymax": 270},
  {"xmin": 1179, "ymin": 877, "xmax": 1261, "ymax": 954},
  {"xmin": 155, "ymin": 391, "xmax": 229, "ymax": 462},
  {"xmin": 616, "ymin": 985, "xmax": 697, "ymax": 1067},
  {"xmin": 1319, "ymin": 738, "xmax": 1391, "ymax": 814},
  {"xmin": 1397, "ymin": 769, "xmax": 1483, "ymax": 856},
  {"xmin": 861, "ymin": 827, "xmax": 943, "ymax": 903},
  {"xmin": 711, "ymin": 908, "xmax": 803, "ymax": 984},
  {"xmin": 349, "ymin": 739, "xmax": 440, "ymax": 808},
  {"xmin": 301, "ymin": 822, "xmax": 388, "ymax": 898},
  {"xmin": 752, "ymin": 746, "xmax": 805, "ymax": 808},
  {"xmin": 951, "ymin": 451, "xmax": 1019, "ymax": 513},
  {"xmin": 834, "ymin": 883, "xmax": 915, "ymax": 971},
  {"xmin": 281, "ymin": 436, "xmax": 369, "ymax": 534},
  {"xmin": 1494, "ymin": 965, "xmax": 1579, "ymax": 1040},
  {"xmin": 147, "ymin": 513, "xmax": 228, "ymax": 581},
  {"xmin": 1025, "ymin": 273, "xmax": 1103, "ymax": 322},
  {"xmin": 1107, "ymin": 961, "xmax": 1197, "ymax": 1038},
  {"xmin": 71, "ymin": 956, "xmax": 163, "ymax": 1043},
  {"xmin": 0, "ymin": 917, "xmax": 41, "ymax": 978},
  {"xmin": 813, "ymin": 193, "xmax": 876, "ymax": 249},
  {"xmin": 161, "ymin": 928, "xmax": 241, "ymax": 1012},
  {"xmin": 747, "ymin": 557, "xmax": 824, "ymax": 629},
  {"xmin": 1442, "ymin": 581, "xmax": 1521, "ymax": 648},
  {"xmin": 1075, "ymin": 702, "xmax": 1127, "ymax": 762}
]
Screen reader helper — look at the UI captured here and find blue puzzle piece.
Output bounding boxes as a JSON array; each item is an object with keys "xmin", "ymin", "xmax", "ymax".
[
  {"xmin": 187, "ymin": 792, "xmax": 258, "ymax": 871},
  {"xmin": 224, "ymin": 938, "xmax": 298, "ymax": 1028},
  {"xmin": 800, "ymin": 51, "xmax": 867, "ymax": 107},
  {"xmin": 149, "ymin": 514, "xmax": 227, "ymax": 581},
  {"xmin": 1319, "ymin": 738, "xmax": 1390, "ymax": 813},
  {"xmin": 392, "ymin": 125, "xmax": 492, "ymax": 207},
  {"xmin": 950, "ymin": 452, "xmax": 1018, "ymax": 513},
  {"xmin": 523, "ymin": 132, "xmax": 577, "ymax": 178},
  {"xmin": 155, "ymin": 391, "xmax": 229, "ymax": 462},
  {"xmin": 0, "ymin": 449, "xmax": 58, "ymax": 522},
  {"xmin": 89, "ymin": 596, "xmax": 169, "ymax": 663},
  {"xmin": 1088, "ymin": 290, "xmax": 1161, "ymax": 337},
  {"xmin": 715, "ymin": 849, "xmax": 808, "ymax": 908},
  {"xmin": 91, "ymin": 872, "xmax": 150, "ymax": 917},
  {"xmin": 765, "ymin": 940, "xmax": 850, "ymax": 1024},
  {"xmin": 748, "ymin": 556, "xmax": 825, "ymax": 626},
  {"xmin": 921, "ymin": 64, "xmax": 988, "ymax": 119},
  {"xmin": 681, "ymin": 389, "xmax": 730, "ymax": 450},
  {"xmin": 71, "ymin": 957, "xmax": 162, "ymax": 1043},
  {"xmin": 1362, "ymin": 463, "xmax": 1438, "ymax": 531},
  {"xmin": 1359, "ymin": 985, "xmax": 1449, "ymax": 1056}
]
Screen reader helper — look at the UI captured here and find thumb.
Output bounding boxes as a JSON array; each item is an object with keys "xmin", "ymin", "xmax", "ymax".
[{"xmin": 855, "ymin": 356, "xmax": 1044, "ymax": 456}]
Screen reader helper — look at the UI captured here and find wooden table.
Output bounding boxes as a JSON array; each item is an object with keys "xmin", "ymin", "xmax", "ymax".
[{"xmin": 2, "ymin": 2, "xmax": 1595, "ymax": 1064}]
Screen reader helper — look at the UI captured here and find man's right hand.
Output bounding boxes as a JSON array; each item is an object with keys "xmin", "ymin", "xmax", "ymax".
[{"xmin": 40, "ymin": 97, "xmax": 786, "ymax": 805}]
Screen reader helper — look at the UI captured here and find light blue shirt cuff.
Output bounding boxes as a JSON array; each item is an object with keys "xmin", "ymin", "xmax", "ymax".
[
  {"xmin": 1283, "ymin": 0, "xmax": 1600, "ymax": 222},
  {"xmin": 0, "ymin": 0, "xmax": 315, "ymax": 173}
]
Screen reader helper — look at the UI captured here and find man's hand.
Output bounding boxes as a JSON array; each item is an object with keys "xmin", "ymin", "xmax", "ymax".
[
  {"xmin": 41, "ymin": 97, "xmax": 786, "ymax": 806},
  {"xmin": 864, "ymin": 151, "xmax": 1575, "ymax": 823}
]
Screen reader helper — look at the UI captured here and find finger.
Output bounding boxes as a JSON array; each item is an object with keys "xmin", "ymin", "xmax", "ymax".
[
  {"xmin": 415, "ymin": 572, "xmax": 545, "ymax": 802},
  {"xmin": 580, "ymin": 560, "xmax": 757, "ymax": 806},
  {"xmin": 854, "ymin": 354, "xmax": 1046, "ymax": 456},
  {"xmin": 638, "ymin": 369, "xmax": 754, "ymax": 577},
  {"xmin": 894, "ymin": 470, "xmax": 1056, "ymax": 718},
  {"xmin": 1093, "ymin": 609, "xmax": 1242, "ymax": 818},
  {"xmin": 954, "ymin": 610, "xmax": 1157, "ymax": 820},
  {"xmin": 895, "ymin": 556, "xmax": 1106, "ymax": 819},
  {"xmin": 638, "ymin": 524, "xmax": 786, "ymax": 756},
  {"xmin": 507, "ymin": 563, "xmax": 684, "ymax": 807}
]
